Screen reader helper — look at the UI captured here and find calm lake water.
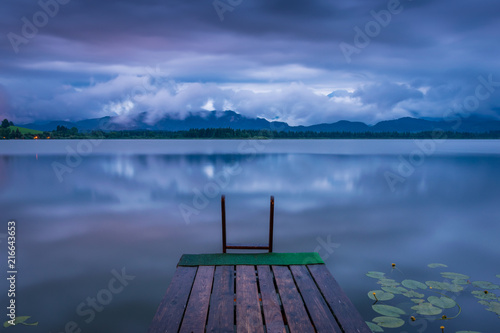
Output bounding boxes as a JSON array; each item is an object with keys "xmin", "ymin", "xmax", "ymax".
[{"xmin": 1, "ymin": 139, "xmax": 500, "ymax": 332}]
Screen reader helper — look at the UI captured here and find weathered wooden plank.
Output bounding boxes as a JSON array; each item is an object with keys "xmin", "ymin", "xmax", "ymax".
[
  {"xmin": 206, "ymin": 265, "xmax": 235, "ymax": 333},
  {"xmin": 256, "ymin": 266, "xmax": 286, "ymax": 333},
  {"xmin": 290, "ymin": 265, "xmax": 341, "ymax": 333},
  {"xmin": 179, "ymin": 266, "xmax": 215, "ymax": 333},
  {"xmin": 308, "ymin": 264, "xmax": 372, "ymax": 333},
  {"xmin": 272, "ymin": 266, "xmax": 315, "ymax": 333},
  {"xmin": 147, "ymin": 266, "xmax": 197, "ymax": 333},
  {"xmin": 236, "ymin": 265, "xmax": 264, "ymax": 333}
]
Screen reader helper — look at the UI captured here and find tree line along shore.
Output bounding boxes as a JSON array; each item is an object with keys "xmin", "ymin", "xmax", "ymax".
[{"xmin": 2, "ymin": 119, "xmax": 500, "ymax": 140}]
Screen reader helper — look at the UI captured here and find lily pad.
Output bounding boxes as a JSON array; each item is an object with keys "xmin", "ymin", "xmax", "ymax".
[
  {"xmin": 403, "ymin": 290, "xmax": 425, "ymax": 298},
  {"xmin": 381, "ymin": 286, "xmax": 408, "ymax": 294},
  {"xmin": 411, "ymin": 302, "xmax": 443, "ymax": 315},
  {"xmin": 471, "ymin": 290, "xmax": 497, "ymax": 300},
  {"xmin": 411, "ymin": 298, "xmax": 425, "ymax": 304},
  {"xmin": 440, "ymin": 272, "xmax": 470, "ymax": 280},
  {"xmin": 428, "ymin": 263, "xmax": 448, "ymax": 268},
  {"xmin": 367, "ymin": 271, "xmax": 386, "ymax": 279},
  {"xmin": 365, "ymin": 321, "xmax": 384, "ymax": 332},
  {"xmin": 372, "ymin": 316, "xmax": 405, "ymax": 328},
  {"xmin": 428, "ymin": 296, "xmax": 456, "ymax": 309},
  {"xmin": 377, "ymin": 278, "xmax": 400, "ymax": 287},
  {"xmin": 452, "ymin": 278, "xmax": 469, "ymax": 285},
  {"xmin": 472, "ymin": 281, "xmax": 500, "ymax": 290},
  {"xmin": 479, "ymin": 301, "xmax": 500, "ymax": 315},
  {"xmin": 372, "ymin": 304, "xmax": 406, "ymax": 317},
  {"xmin": 368, "ymin": 290, "xmax": 394, "ymax": 301},
  {"xmin": 402, "ymin": 279, "xmax": 427, "ymax": 290},
  {"xmin": 496, "ymin": 274, "xmax": 500, "ymax": 279},
  {"xmin": 3, "ymin": 316, "xmax": 38, "ymax": 327},
  {"xmin": 425, "ymin": 281, "xmax": 463, "ymax": 292}
]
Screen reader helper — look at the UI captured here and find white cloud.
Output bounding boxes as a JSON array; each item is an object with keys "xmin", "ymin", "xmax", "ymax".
[
  {"xmin": 201, "ymin": 98, "xmax": 215, "ymax": 111},
  {"xmin": 3, "ymin": 75, "xmax": 415, "ymax": 125},
  {"xmin": 7, "ymin": 70, "xmax": 500, "ymax": 125}
]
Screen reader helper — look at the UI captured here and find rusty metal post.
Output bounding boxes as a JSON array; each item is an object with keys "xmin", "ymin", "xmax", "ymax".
[
  {"xmin": 221, "ymin": 195, "xmax": 227, "ymax": 253},
  {"xmin": 269, "ymin": 196, "xmax": 274, "ymax": 253}
]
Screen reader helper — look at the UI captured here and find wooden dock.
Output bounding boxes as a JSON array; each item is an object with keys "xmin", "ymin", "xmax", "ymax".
[{"xmin": 148, "ymin": 257, "xmax": 371, "ymax": 333}]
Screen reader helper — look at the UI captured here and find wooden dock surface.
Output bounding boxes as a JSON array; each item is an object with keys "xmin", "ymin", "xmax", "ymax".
[{"xmin": 148, "ymin": 263, "xmax": 371, "ymax": 333}]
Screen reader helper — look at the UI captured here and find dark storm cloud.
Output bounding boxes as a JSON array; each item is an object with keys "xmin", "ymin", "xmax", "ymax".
[
  {"xmin": 1, "ymin": 0, "xmax": 500, "ymax": 123},
  {"xmin": 0, "ymin": 84, "xmax": 10, "ymax": 118}
]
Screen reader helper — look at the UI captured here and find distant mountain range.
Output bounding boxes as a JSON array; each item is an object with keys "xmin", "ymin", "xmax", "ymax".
[{"xmin": 20, "ymin": 111, "xmax": 500, "ymax": 133}]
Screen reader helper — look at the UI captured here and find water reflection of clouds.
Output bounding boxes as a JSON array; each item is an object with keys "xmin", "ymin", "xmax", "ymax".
[
  {"xmin": 2, "ymin": 152, "xmax": 499, "ymax": 255},
  {"xmin": 203, "ymin": 164, "xmax": 215, "ymax": 178},
  {"xmin": 2, "ymin": 144, "xmax": 500, "ymax": 332},
  {"xmin": 102, "ymin": 155, "xmax": 136, "ymax": 179},
  {"xmin": 4, "ymin": 154, "xmax": 500, "ymax": 214}
]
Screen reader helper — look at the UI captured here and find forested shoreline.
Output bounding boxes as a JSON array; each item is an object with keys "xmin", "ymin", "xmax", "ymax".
[
  {"xmin": 2, "ymin": 119, "xmax": 500, "ymax": 140},
  {"xmin": 2, "ymin": 126, "xmax": 500, "ymax": 140}
]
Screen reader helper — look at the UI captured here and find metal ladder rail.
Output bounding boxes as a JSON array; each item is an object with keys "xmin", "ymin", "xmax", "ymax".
[{"xmin": 221, "ymin": 195, "xmax": 274, "ymax": 253}]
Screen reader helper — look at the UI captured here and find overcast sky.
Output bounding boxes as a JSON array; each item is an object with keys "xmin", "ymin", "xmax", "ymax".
[{"xmin": 1, "ymin": 0, "xmax": 500, "ymax": 125}]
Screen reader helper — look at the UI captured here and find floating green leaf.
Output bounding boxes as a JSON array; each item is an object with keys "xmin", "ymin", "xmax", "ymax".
[
  {"xmin": 471, "ymin": 290, "xmax": 497, "ymax": 300},
  {"xmin": 480, "ymin": 302, "xmax": 500, "ymax": 316},
  {"xmin": 428, "ymin": 263, "xmax": 448, "ymax": 268},
  {"xmin": 472, "ymin": 281, "xmax": 499, "ymax": 290},
  {"xmin": 452, "ymin": 279, "xmax": 469, "ymax": 285},
  {"xmin": 368, "ymin": 290, "xmax": 394, "ymax": 301},
  {"xmin": 377, "ymin": 278, "xmax": 400, "ymax": 287},
  {"xmin": 479, "ymin": 301, "xmax": 500, "ymax": 316},
  {"xmin": 372, "ymin": 304, "xmax": 406, "ymax": 317},
  {"xmin": 403, "ymin": 290, "xmax": 425, "ymax": 298},
  {"xmin": 402, "ymin": 279, "xmax": 427, "ymax": 290},
  {"xmin": 3, "ymin": 316, "xmax": 38, "ymax": 328},
  {"xmin": 428, "ymin": 296, "xmax": 456, "ymax": 309},
  {"xmin": 365, "ymin": 321, "xmax": 384, "ymax": 332},
  {"xmin": 372, "ymin": 316, "xmax": 405, "ymax": 328},
  {"xmin": 411, "ymin": 302, "xmax": 443, "ymax": 315},
  {"xmin": 367, "ymin": 271, "xmax": 386, "ymax": 279},
  {"xmin": 440, "ymin": 272, "xmax": 470, "ymax": 280},
  {"xmin": 364, "ymin": 265, "xmax": 500, "ymax": 326},
  {"xmin": 425, "ymin": 281, "xmax": 463, "ymax": 292},
  {"xmin": 381, "ymin": 286, "xmax": 408, "ymax": 294}
]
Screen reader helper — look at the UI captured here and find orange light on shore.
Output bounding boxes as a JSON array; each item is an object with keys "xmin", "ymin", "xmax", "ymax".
[
  {"xmin": 47, "ymin": 136, "xmax": 50, "ymax": 139},
  {"xmin": 34, "ymin": 136, "xmax": 38, "ymax": 139}
]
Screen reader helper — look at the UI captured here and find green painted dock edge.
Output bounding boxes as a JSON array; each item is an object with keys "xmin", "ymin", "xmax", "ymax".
[{"xmin": 178, "ymin": 252, "xmax": 324, "ymax": 266}]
